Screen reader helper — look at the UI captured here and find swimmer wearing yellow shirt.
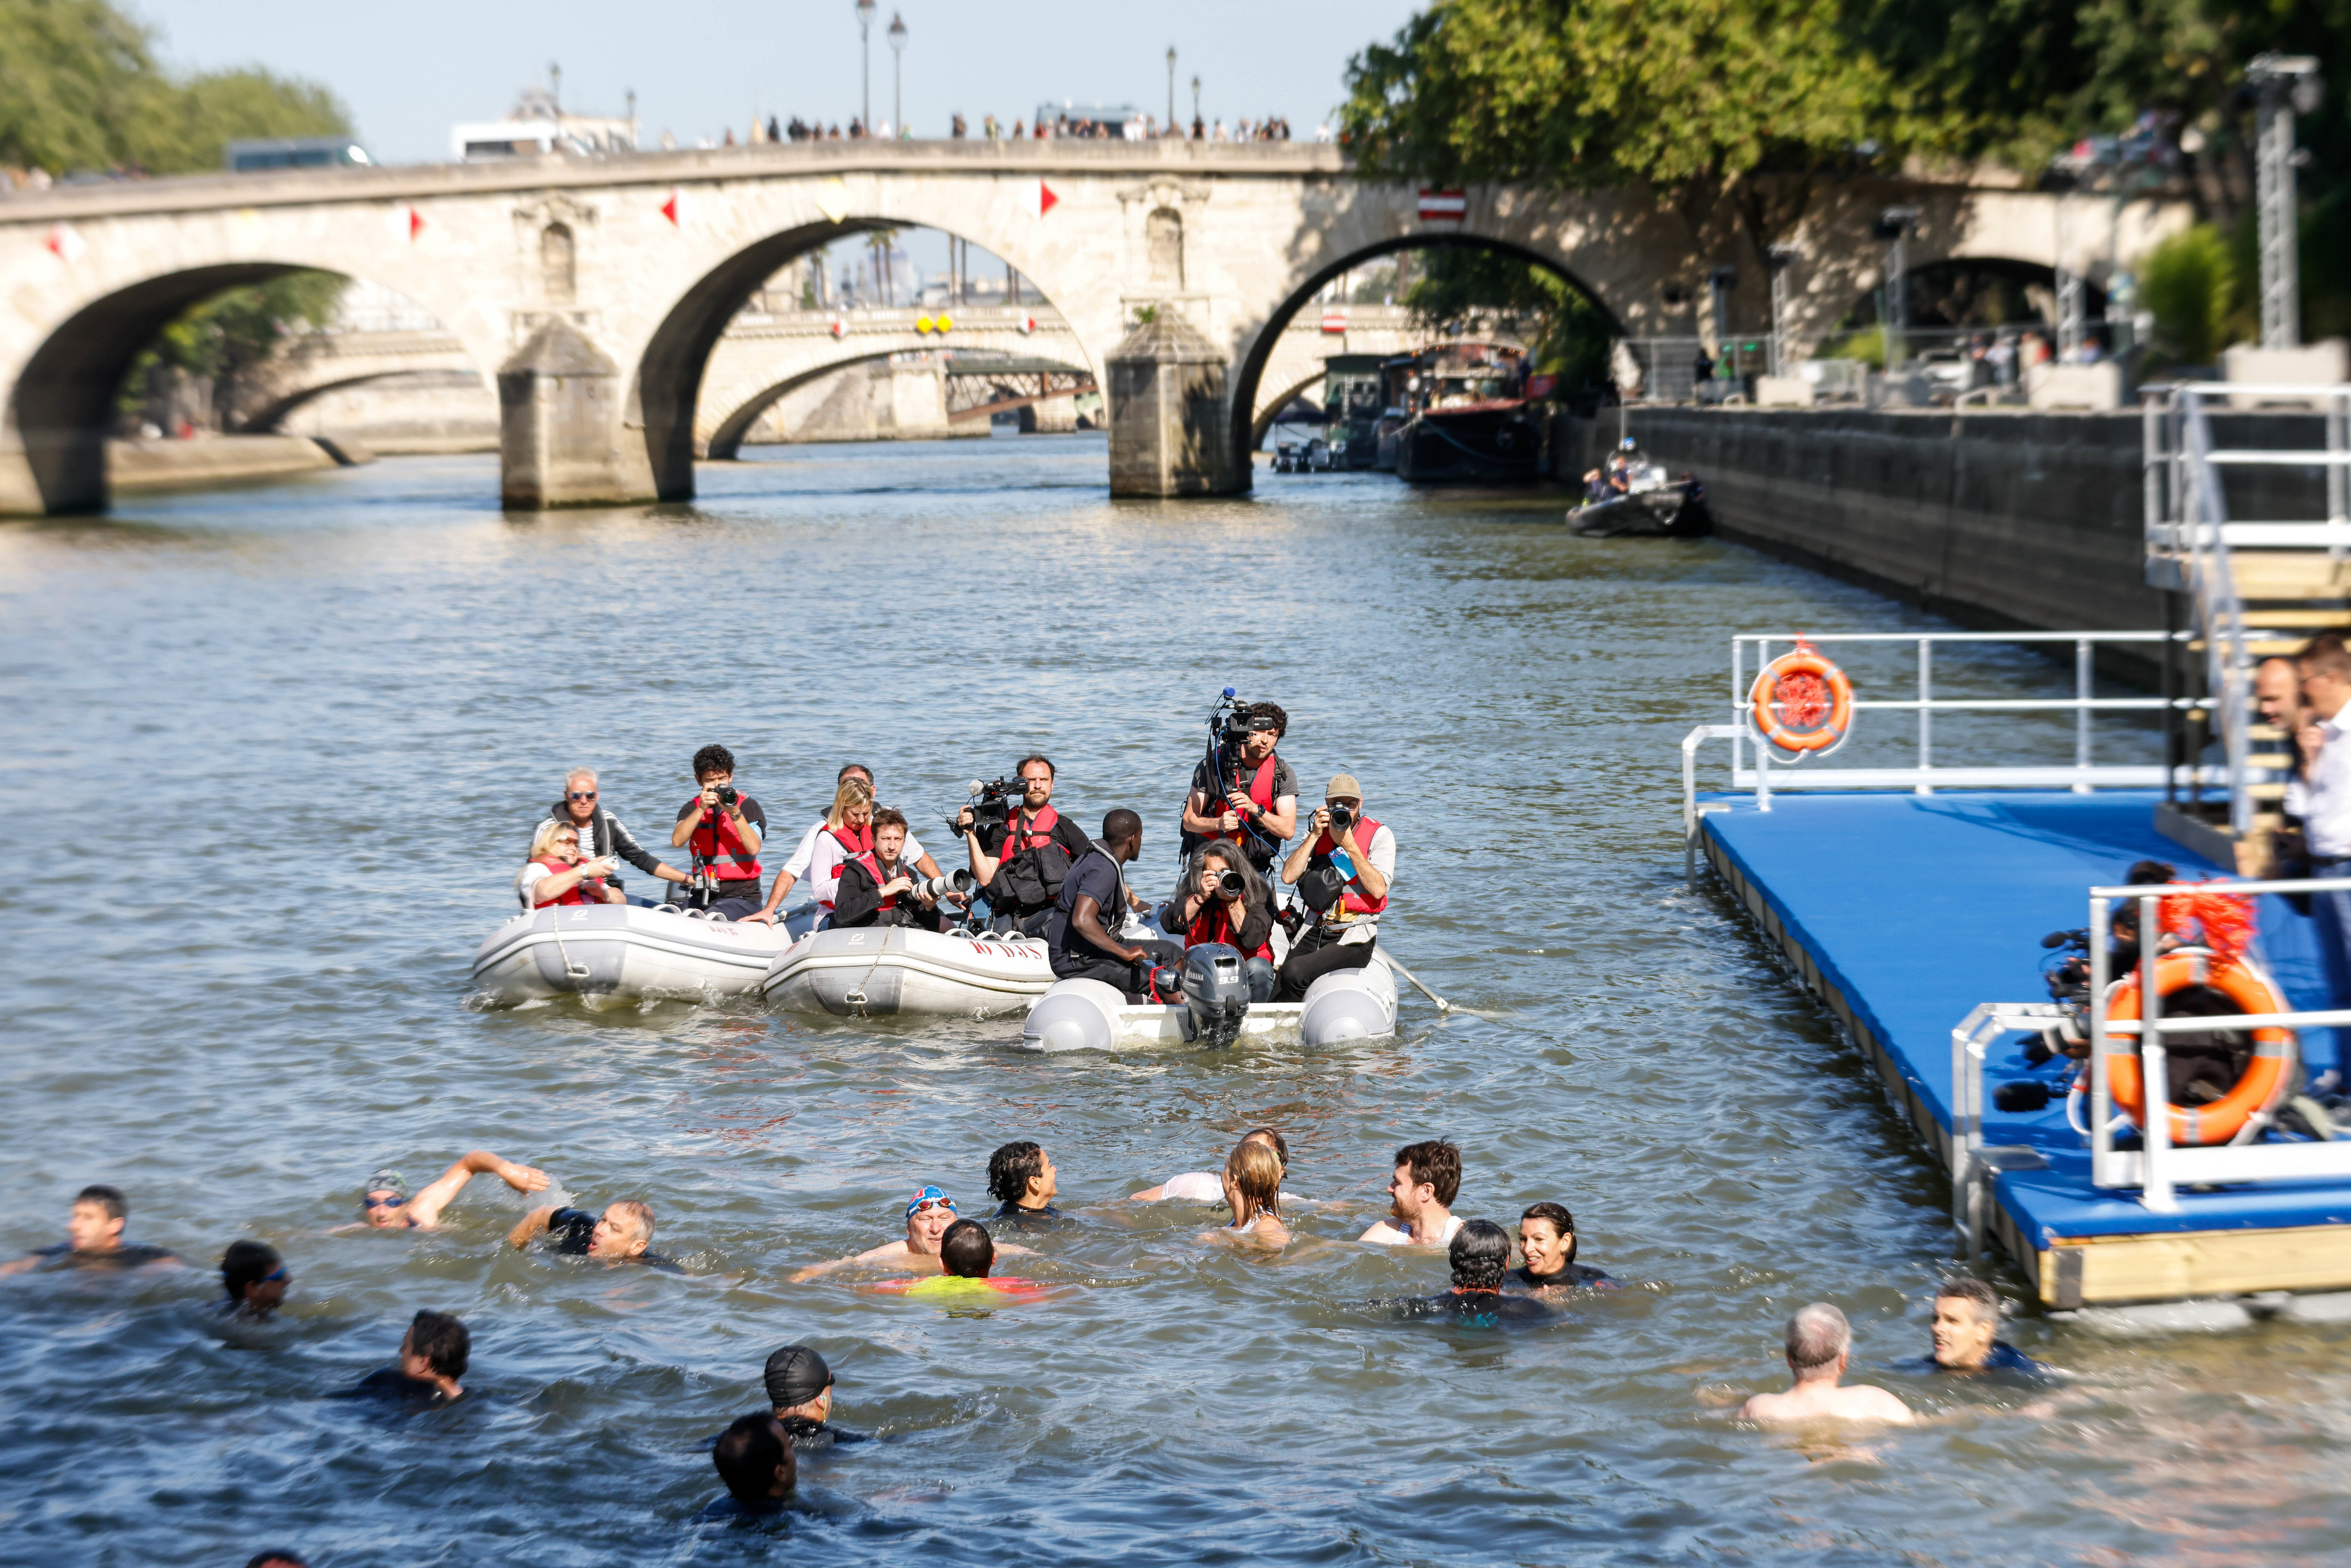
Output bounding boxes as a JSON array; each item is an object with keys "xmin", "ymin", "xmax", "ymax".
[{"xmin": 870, "ymin": 1219, "xmax": 1047, "ymax": 1301}]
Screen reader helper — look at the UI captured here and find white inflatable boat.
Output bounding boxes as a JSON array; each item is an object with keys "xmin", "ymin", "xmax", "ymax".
[
  {"xmin": 1021, "ymin": 946, "xmax": 1398, "ymax": 1052},
  {"xmin": 760, "ymin": 926, "xmax": 1053, "ymax": 1018},
  {"xmin": 471, "ymin": 904, "xmax": 811, "ymax": 1007}
]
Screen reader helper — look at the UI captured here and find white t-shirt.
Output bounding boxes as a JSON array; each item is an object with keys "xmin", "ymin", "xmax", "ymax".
[
  {"xmin": 1153, "ymin": 1171, "xmax": 1301, "ymax": 1205},
  {"xmin": 1367, "ymin": 1212, "xmax": 1460, "ymax": 1246},
  {"xmin": 785, "ymin": 820, "xmax": 930, "ymax": 905},
  {"xmin": 2288, "ymin": 716, "xmax": 2351, "ymax": 858},
  {"xmin": 515, "ymin": 862, "xmax": 553, "ymax": 909}
]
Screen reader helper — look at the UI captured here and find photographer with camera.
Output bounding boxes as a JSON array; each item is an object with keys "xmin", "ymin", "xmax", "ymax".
[
  {"xmin": 749, "ymin": 763, "xmax": 950, "ymax": 924},
  {"xmin": 959, "ymin": 756, "xmax": 1100, "ymax": 936},
  {"xmin": 667, "ymin": 744, "xmax": 767, "ymax": 920},
  {"xmin": 531, "ymin": 767, "xmax": 690, "ymax": 906},
  {"xmin": 831, "ymin": 809, "xmax": 955, "ymax": 931},
  {"xmin": 1275, "ymin": 774, "xmax": 1395, "ymax": 1001},
  {"xmin": 1159, "ymin": 842, "xmax": 1277, "ymax": 1001},
  {"xmin": 1048, "ymin": 810, "xmax": 1172, "ymax": 1001},
  {"xmin": 1182, "ymin": 701, "xmax": 1297, "ymax": 876},
  {"xmin": 517, "ymin": 819, "xmax": 629, "ymax": 909}
]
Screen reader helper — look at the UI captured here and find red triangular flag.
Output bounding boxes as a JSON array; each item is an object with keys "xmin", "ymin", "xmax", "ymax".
[
  {"xmin": 661, "ymin": 190, "xmax": 680, "ymax": 226},
  {"xmin": 1037, "ymin": 180, "xmax": 1057, "ymax": 217},
  {"xmin": 407, "ymin": 206, "xmax": 424, "ymax": 240}
]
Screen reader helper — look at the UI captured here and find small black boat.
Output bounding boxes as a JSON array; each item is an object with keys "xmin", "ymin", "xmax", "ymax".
[
  {"xmin": 1567, "ymin": 444, "xmax": 1712, "ymax": 537},
  {"xmin": 1390, "ymin": 343, "xmax": 1548, "ymax": 485}
]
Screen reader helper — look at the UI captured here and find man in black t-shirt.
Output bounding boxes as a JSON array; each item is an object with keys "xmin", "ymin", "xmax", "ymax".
[
  {"xmin": 1181, "ymin": 702, "xmax": 1297, "ymax": 875},
  {"xmin": 959, "ymin": 755, "xmax": 1098, "ymax": 935},
  {"xmin": 0, "ymin": 1184, "xmax": 180, "ymax": 1276},
  {"xmin": 506, "ymin": 1199, "xmax": 682, "ymax": 1272},
  {"xmin": 1046, "ymin": 809, "xmax": 1165, "ymax": 1000}
]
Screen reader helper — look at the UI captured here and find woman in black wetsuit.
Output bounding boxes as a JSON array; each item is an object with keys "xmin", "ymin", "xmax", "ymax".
[{"xmin": 1511, "ymin": 1202, "xmax": 1612, "ymax": 1290}]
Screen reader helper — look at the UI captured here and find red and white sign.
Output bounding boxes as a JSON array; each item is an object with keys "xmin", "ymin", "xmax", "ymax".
[
  {"xmin": 1418, "ymin": 189, "xmax": 1467, "ymax": 221},
  {"xmin": 660, "ymin": 188, "xmax": 683, "ymax": 227},
  {"xmin": 1031, "ymin": 180, "xmax": 1058, "ymax": 218},
  {"xmin": 45, "ymin": 223, "xmax": 85, "ymax": 262},
  {"xmin": 1018, "ymin": 314, "xmax": 1036, "ymax": 335},
  {"xmin": 406, "ymin": 205, "xmax": 425, "ymax": 241},
  {"xmin": 829, "ymin": 318, "xmax": 847, "ymax": 339},
  {"xmin": 1321, "ymin": 307, "xmax": 1349, "ymax": 334}
]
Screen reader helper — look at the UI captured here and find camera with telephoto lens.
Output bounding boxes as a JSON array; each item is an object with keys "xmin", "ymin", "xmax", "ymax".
[
  {"xmin": 948, "ymin": 778, "xmax": 1014, "ymax": 839},
  {"xmin": 917, "ymin": 870, "xmax": 975, "ymax": 901},
  {"xmin": 1327, "ymin": 802, "xmax": 1356, "ymax": 833},
  {"xmin": 1213, "ymin": 867, "xmax": 1246, "ymax": 899}
]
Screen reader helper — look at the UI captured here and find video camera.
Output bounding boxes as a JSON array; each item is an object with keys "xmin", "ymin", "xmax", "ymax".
[
  {"xmin": 947, "ymin": 777, "xmax": 1015, "ymax": 840},
  {"xmin": 1210, "ymin": 687, "xmax": 1278, "ymax": 749}
]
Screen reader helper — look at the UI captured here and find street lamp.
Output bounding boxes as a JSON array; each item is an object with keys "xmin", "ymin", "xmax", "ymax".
[
  {"xmin": 1191, "ymin": 74, "xmax": 1201, "ymax": 135},
  {"xmin": 888, "ymin": 12, "xmax": 907, "ymax": 137},
  {"xmin": 1872, "ymin": 206, "xmax": 1919, "ymax": 369},
  {"xmin": 855, "ymin": 0, "xmax": 876, "ymax": 135},
  {"xmin": 1167, "ymin": 47, "xmax": 1177, "ymax": 134},
  {"xmin": 1765, "ymin": 245, "xmax": 1797, "ymax": 376},
  {"xmin": 2248, "ymin": 53, "xmax": 2323, "ymax": 349}
]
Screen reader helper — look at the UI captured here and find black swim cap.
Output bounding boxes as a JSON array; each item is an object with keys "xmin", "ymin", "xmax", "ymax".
[{"xmin": 763, "ymin": 1345, "xmax": 833, "ymax": 1409}]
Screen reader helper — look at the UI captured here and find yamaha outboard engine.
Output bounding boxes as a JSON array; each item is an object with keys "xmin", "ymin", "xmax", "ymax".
[{"xmin": 1177, "ymin": 942, "xmax": 1252, "ymax": 1048}]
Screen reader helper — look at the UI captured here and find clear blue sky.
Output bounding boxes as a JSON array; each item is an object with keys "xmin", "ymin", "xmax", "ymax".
[{"xmin": 130, "ymin": 0, "xmax": 1426, "ymax": 164}]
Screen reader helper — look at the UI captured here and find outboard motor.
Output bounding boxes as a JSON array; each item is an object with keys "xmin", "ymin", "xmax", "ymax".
[{"xmin": 1176, "ymin": 942, "xmax": 1252, "ymax": 1048}]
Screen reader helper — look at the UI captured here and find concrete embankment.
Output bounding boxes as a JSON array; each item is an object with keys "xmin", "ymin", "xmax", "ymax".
[
  {"xmin": 109, "ymin": 434, "xmax": 365, "ymax": 494},
  {"xmin": 1555, "ymin": 407, "xmax": 2328, "ymax": 636}
]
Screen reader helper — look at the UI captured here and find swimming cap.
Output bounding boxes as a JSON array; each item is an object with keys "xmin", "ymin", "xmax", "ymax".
[
  {"xmin": 364, "ymin": 1169, "xmax": 409, "ymax": 1201},
  {"xmin": 905, "ymin": 1185, "xmax": 957, "ymax": 1218},
  {"xmin": 763, "ymin": 1345, "xmax": 833, "ymax": 1408}
]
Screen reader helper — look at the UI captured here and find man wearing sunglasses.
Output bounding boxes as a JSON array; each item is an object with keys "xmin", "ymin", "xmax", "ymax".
[
  {"xmin": 790, "ymin": 1185, "xmax": 1035, "ymax": 1280},
  {"xmin": 532, "ymin": 767, "xmax": 690, "ymax": 906}
]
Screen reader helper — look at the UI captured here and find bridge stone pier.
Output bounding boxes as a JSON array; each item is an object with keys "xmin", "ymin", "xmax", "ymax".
[{"xmin": 0, "ymin": 142, "xmax": 2189, "ymax": 514}]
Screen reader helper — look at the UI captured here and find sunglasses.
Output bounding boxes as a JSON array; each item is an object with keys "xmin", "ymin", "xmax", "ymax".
[{"xmin": 568, "ymin": 790, "xmax": 597, "ymax": 802}]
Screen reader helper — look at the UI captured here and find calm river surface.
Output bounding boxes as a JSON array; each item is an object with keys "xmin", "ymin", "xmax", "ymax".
[{"xmin": 4, "ymin": 435, "xmax": 2348, "ymax": 1567}]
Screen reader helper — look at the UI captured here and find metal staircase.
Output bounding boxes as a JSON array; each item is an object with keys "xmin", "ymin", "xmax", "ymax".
[{"xmin": 2143, "ymin": 383, "xmax": 2351, "ymax": 865}]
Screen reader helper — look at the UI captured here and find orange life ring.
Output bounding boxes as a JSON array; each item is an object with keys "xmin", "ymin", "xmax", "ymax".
[
  {"xmin": 2106, "ymin": 951, "xmax": 2296, "ymax": 1146},
  {"xmin": 1749, "ymin": 642, "xmax": 1854, "ymax": 754}
]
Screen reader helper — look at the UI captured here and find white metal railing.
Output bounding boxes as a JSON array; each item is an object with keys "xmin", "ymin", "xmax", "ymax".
[
  {"xmin": 1680, "ymin": 631, "xmax": 2208, "ymax": 835},
  {"xmin": 2144, "ymin": 382, "xmax": 2351, "ymax": 836},
  {"xmin": 1951, "ymin": 876, "xmax": 2351, "ymax": 1227}
]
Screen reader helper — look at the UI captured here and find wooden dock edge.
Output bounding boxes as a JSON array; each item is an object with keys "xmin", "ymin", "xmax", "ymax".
[{"xmin": 1699, "ymin": 825, "xmax": 2351, "ymax": 1307}]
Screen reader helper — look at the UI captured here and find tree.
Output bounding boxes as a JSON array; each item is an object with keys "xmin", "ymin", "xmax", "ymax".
[
  {"xmin": 0, "ymin": 0, "xmax": 158, "ymax": 174},
  {"xmin": 129, "ymin": 67, "xmax": 353, "ymax": 175},
  {"xmin": 1339, "ymin": 0, "xmax": 1893, "ymax": 251},
  {"xmin": 1401, "ymin": 244, "xmax": 1613, "ymax": 393}
]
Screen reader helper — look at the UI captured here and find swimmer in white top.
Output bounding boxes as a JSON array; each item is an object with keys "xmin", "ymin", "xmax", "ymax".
[
  {"xmin": 1131, "ymin": 1127, "xmax": 1295, "ymax": 1209},
  {"xmin": 1358, "ymin": 1139, "xmax": 1462, "ymax": 1247},
  {"xmin": 1199, "ymin": 1138, "xmax": 1288, "ymax": 1249}
]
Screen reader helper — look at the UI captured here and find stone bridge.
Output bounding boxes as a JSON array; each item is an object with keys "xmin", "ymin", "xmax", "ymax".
[{"xmin": 0, "ymin": 141, "xmax": 2189, "ymax": 513}]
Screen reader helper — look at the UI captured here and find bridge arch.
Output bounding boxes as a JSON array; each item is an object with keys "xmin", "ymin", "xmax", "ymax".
[
  {"xmin": 1224, "ymin": 233, "xmax": 1627, "ymax": 476},
  {"xmin": 702, "ymin": 344, "xmax": 1093, "ymax": 458}
]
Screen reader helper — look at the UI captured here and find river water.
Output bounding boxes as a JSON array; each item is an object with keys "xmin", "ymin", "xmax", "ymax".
[{"xmin": 4, "ymin": 435, "xmax": 2348, "ymax": 1567}]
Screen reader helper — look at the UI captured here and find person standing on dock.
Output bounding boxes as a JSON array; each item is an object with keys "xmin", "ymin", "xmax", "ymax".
[
  {"xmin": 2290, "ymin": 639, "xmax": 2351, "ymax": 1008},
  {"xmin": 1739, "ymin": 1304, "xmax": 1912, "ymax": 1425}
]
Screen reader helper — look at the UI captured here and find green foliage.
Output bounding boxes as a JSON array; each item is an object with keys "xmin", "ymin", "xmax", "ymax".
[
  {"xmin": 120, "ymin": 270, "xmax": 347, "ymax": 425},
  {"xmin": 1402, "ymin": 244, "xmax": 1613, "ymax": 390},
  {"xmin": 0, "ymin": 0, "xmax": 351, "ymax": 176},
  {"xmin": 2136, "ymin": 223, "xmax": 2239, "ymax": 366},
  {"xmin": 1340, "ymin": 0, "xmax": 1892, "ymax": 242}
]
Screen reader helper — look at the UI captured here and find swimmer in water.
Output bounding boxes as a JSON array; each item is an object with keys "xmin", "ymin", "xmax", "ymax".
[
  {"xmin": 791, "ymin": 1186, "xmax": 1034, "ymax": 1281},
  {"xmin": 1739, "ymin": 1303, "xmax": 1913, "ymax": 1425},
  {"xmin": 1199, "ymin": 1137, "xmax": 1288, "ymax": 1248},
  {"xmin": 1358, "ymin": 1140, "xmax": 1462, "ymax": 1247},
  {"xmin": 506, "ymin": 1199, "xmax": 682, "ymax": 1272},
  {"xmin": 884, "ymin": 1219, "xmax": 1045, "ymax": 1299},
  {"xmin": 0, "ymin": 1184, "xmax": 181, "ymax": 1274},
  {"xmin": 221, "ymin": 1239, "xmax": 289, "ymax": 1317},
  {"xmin": 342, "ymin": 1309, "xmax": 470, "ymax": 1405},
  {"xmin": 764, "ymin": 1345, "xmax": 870, "ymax": 1448},
  {"xmin": 1404, "ymin": 1220, "xmax": 1550, "ymax": 1323},
  {"xmin": 1510, "ymin": 1203, "xmax": 1613, "ymax": 1291},
  {"xmin": 1131, "ymin": 1127, "xmax": 1298, "ymax": 1210},
  {"xmin": 707, "ymin": 1414, "xmax": 798, "ymax": 1517},
  {"xmin": 986, "ymin": 1142, "xmax": 1064, "ymax": 1225},
  {"xmin": 344, "ymin": 1152, "xmax": 549, "ymax": 1231},
  {"xmin": 1917, "ymin": 1277, "xmax": 2052, "ymax": 1375}
]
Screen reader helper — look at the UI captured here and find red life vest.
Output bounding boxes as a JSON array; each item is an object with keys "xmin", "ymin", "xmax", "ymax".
[
  {"xmin": 1208, "ymin": 756, "xmax": 1279, "ymax": 845},
  {"xmin": 991, "ymin": 804, "xmax": 1075, "ymax": 910},
  {"xmin": 1001, "ymin": 804, "xmax": 1061, "ymax": 856},
  {"xmin": 529, "ymin": 856, "xmax": 596, "ymax": 907},
  {"xmin": 1186, "ymin": 898, "xmax": 1273, "ymax": 961},
  {"xmin": 688, "ymin": 798, "xmax": 762, "ymax": 881},
  {"xmin": 843, "ymin": 848, "xmax": 904, "ymax": 912},
  {"xmin": 817, "ymin": 822, "xmax": 875, "ymax": 909},
  {"xmin": 1310, "ymin": 815, "xmax": 1387, "ymax": 915}
]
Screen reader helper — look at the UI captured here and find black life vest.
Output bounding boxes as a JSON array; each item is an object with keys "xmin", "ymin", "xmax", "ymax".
[{"xmin": 992, "ymin": 804, "xmax": 1073, "ymax": 911}]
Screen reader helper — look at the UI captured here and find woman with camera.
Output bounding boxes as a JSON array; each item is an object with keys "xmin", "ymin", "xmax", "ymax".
[
  {"xmin": 1160, "ymin": 841, "xmax": 1277, "ymax": 1001},
  {"xmin": 516, "ymin": 820, "xmax": 628, "ymax": 910}
]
